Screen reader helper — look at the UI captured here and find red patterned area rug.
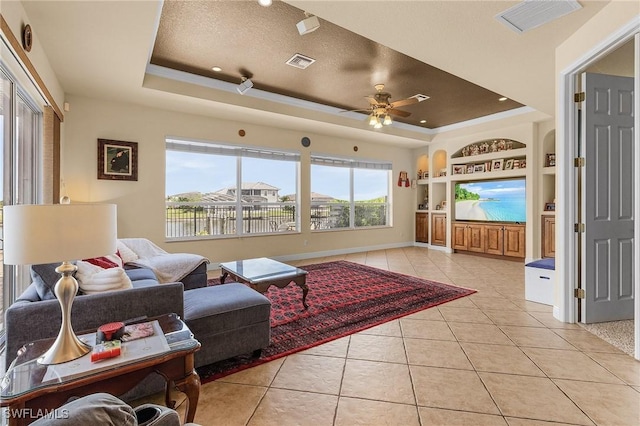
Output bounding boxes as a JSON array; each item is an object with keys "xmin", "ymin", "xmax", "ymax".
[{"xmin": 197, "ymin": 260, "xmax": 475, "ymax": 383}]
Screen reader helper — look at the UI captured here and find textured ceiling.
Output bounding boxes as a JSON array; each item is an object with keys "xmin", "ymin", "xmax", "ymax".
[{"xmin": 150, "ymin": 0, "xmax": 524, "ymax": 129}]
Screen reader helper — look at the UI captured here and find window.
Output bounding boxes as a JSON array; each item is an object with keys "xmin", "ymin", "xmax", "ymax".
[
  {"xmin": 310, "ymin": 155, "xmax": 391, "ymax": 230},
  {"xmin": 166, "ymin": 139, "xmax": 299, "ymax": 239},
  {"xmin": 1, "ymin": 63, "xmax": 42, "ymax": 336}
]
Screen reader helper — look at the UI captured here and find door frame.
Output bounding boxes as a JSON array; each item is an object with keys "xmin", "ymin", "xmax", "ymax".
[{"xmin": 558, "ymin": 20, "xmax": 639, "ymax": 359}]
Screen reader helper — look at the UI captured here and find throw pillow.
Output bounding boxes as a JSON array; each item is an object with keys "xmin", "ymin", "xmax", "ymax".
[
  {"xmin": 76, "ymin": 262, "xmax": 133, "ymax": 294},
  {"xmin": 30, "ymin": 263, "xmax": 65, "ymax": 301},
  {"xmin": 116, "ymin": 240, "xmax": 139, "ymax": 264},
  {"xmin": 83, "ymin": 256, "xmax": 120, "ymax": 269}
]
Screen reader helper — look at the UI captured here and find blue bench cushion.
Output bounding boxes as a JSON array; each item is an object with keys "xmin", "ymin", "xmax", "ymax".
[{"xmin": 526, "ymin": 258, "xmax": 555, "ymax": 270}]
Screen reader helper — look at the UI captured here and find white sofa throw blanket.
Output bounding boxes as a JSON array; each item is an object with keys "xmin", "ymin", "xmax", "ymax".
[{"xmin": 118, "ymin": 238, "xmax": 209, "ymax": 284}]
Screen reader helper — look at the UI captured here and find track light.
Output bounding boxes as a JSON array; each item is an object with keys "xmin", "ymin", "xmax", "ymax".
[
  {"xmin": 297, "ymin": 14, "xmax": 320, "ymax": 35},
  {"xmin": 237, "ymin": 77, "xmax": 253, "ymax": 95}
]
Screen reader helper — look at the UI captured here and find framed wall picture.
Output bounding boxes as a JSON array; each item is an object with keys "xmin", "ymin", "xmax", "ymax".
[
  {"xmin": 474, "ymin": 164, "xmax": 485, "ymax": 173},
  {"xmin": 504, "ymin": 159, "xmax": 514, "ymax": 170},
  {"xmin": 546, "ymin": 153, "xmax": 556, "ymax": 167},
  {"xmin": 452, "ymin": 165, "xmax": 465, "ymax": 175},
  {"xmin": 466, "ymin": 164, "xmax": 474, "ymax": 174},
  {"xmin": 544, "ymin": 202, "xmax": 556, "ymax": 211},
  {"xmin": 492, "ymin": 159, "xmax": 503, "ymax": 171},
  {"xmin": 98, "ymin": 139, "xmax": 138, "ymax": 181}
]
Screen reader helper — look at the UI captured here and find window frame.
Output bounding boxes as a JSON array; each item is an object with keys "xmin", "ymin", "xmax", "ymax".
[
  {"xmin": 310, "ymin": 154, "xmax": 392, "ymax": 231},
  {"xmin": 165, "ymin": 138, "xmax": 301, "ymax": 240},
  {"xmin": 1, "ymin": 60, "xmax": 43, "ymax": 338}
]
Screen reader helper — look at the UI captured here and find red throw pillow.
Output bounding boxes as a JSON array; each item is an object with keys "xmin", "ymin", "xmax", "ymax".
[{"xmin": 83, "ymin": 256, "xmax": 119, "ymax": 269}]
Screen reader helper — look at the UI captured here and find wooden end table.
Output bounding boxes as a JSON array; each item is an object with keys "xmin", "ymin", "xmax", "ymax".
[
  {"xmin": 0, "ymin": 313, "xmax": 200, "ymax": 425},
  {"xmin": 220, "ymin": 257, "xmax": 309, "ymax": 309}
]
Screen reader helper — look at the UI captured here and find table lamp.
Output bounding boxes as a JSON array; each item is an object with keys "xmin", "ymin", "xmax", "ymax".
[{"xmin": 3, "ymin": 203, "xmax": 117, "ymax": 365}]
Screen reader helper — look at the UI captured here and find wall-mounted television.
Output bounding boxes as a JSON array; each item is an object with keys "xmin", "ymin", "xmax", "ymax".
[{"xmin": 455, "ymin": 178, "xmax": 526, "ymax": 223}]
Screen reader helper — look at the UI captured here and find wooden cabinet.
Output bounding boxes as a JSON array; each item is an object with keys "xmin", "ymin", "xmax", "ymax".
[
  {"xmin": 431, "ymin": 214, "xmax": 446, "ymax": 246},
  {"xmin": 541, "ymin": 215, "xmax": 555, "ymax": 258},
  {"xmin": 484, "ymin": 224, "xmax": 504, "ymax": 255},
  {"xmin": 503, "ymin": 225, "xmax": 525, "ymax": 258},
  {"xmin": 452, "ymin": 222, "xmax": 485, "ymax": 253},
  {"xmin": 452, "ymin": 223, "xmax": 468, "ymax": 250},
  {"xmin": 415, "ymin": 212, "xmax": 429, "ymax": 243},
  {"xmin": 452, "ymin": 221, "xmax": 525, "ymax": 258}
]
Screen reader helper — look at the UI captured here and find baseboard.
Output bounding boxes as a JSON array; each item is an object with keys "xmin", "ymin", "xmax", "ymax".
[{"xmin": 207, "ymin": 241, "xmax": 418, "ymax": 269}]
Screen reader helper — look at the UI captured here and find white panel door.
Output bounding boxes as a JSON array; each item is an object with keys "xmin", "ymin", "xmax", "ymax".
[{"xmin": 581, "ymin": 72, "xmax": 635, "ymax": 323}]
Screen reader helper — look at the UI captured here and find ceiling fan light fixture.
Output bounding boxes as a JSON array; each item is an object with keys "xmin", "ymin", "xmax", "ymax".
[
  {"xmin": 368, "ymin": 114, "xmax": 379, "ymax": 126},
  {"xmin": 383, "ymin": 115, "xmax": 392, "ymax": 126},
  {"xmin": 373, "ymin": 120, "xmax": 383, "ymax": 129}
]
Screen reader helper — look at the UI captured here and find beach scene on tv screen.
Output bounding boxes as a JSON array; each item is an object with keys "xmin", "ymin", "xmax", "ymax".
[{"xmin": 455, "ymin": 179, "xmax": 526, "ymax": 222}]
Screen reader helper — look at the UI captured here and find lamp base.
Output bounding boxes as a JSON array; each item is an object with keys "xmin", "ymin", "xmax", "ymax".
[
  {"xmin": 37, "ymin": 261, "xmax": 92, "ymax": 365},
  {"xmin": 38, "ymin": 332, "xmax": 91, "ymax": 365}
]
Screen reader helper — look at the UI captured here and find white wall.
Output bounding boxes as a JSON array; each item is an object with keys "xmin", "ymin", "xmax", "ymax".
[
  {"xmin": 61, "ymin": 95, "xmax": 417, "ymax": 264},
  {"xmin": 1, "ymin": 1, "xmax": 65, "ymax": 111}
]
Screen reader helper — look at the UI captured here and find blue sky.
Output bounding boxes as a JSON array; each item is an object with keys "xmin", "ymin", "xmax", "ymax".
[{"xmin": 458, "ymin": 179, "xmax": 526, "ymax": 199}]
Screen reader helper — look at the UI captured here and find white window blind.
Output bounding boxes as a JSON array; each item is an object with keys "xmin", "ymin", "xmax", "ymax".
[
  {"xmin": 310, "ymin": 154, "xmax": 392, "ymax": 170},
  {"xmin": 167, "ymin": 138, "xmax": 300, "ymax": 162}
]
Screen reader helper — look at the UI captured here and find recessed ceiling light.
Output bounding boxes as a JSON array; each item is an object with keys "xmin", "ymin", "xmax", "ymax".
[
  {"xmin": 419, "ymin": 120, "xmax": 427, "ymax": 124},
  {"xmin": 212, "ymin": 66, "xmax": 222, "ymax": 72},
  {"xmin": 499, "ymin": 97, "xmax": 508, "ymax": 102},
  {"xmin": 258, "ymin": 0, "xmax": 272, "ymax": 7}
]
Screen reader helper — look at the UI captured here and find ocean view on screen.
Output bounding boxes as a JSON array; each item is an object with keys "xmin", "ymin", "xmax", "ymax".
[{"xmin": 455, "ymin": 179, "xmax": 526, "ymax": 222}]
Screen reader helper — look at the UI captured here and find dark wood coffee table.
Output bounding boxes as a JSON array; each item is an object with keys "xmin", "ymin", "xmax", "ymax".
[
  {"xmin": 220, "ymin": 257, "xmax": 309, "ymax": 309},
  {"xmin": 0, "ymin": 314, "xmax": 200, "ymax": 426}
]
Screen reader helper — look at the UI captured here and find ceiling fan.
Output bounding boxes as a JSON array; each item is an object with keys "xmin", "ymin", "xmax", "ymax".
[{"xmin": 345, "ymin": 84, "xmax": 429, "ymax": 128}]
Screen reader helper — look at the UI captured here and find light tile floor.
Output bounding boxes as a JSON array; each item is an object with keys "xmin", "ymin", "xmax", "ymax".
[{"xmin": 138, "ymin": 247, "xmax": 640, "ymax": 425}]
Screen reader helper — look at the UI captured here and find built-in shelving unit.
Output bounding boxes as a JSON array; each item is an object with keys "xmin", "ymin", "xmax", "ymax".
[{"xmin": 414, "ymin": 137, "xmax": 533, "ymax": 256}]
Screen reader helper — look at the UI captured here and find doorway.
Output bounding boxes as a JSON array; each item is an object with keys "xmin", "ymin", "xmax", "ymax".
[{"xmin": 560, "ymin": 32, "xmax": 639, "ymax": 360}]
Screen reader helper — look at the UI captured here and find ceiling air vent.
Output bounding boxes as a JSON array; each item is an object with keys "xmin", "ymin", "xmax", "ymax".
[
  {"xmin": 496, "ymin": 0, "xmax": 582, "ymax": 34},
  {"xmin": 285, "ymin": 53, "xmax": 316, "ymax": 69},
  {"xmin": 411, "ymin": 94, "xmax": 430, "ymax": 102}
]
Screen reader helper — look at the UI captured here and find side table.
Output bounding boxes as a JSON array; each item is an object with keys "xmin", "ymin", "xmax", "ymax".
[{"xmin": 0, "ymin": 313, "xmax": 200, "ymax": 425}]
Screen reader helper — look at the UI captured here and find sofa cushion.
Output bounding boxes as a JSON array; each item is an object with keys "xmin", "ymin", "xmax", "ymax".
[
  {"xmin": 183, "ymin": 284, "xmax": 271, "ymax": 337},
  {"xmin": 30, "ymin": 263, "xmax": 64, "ymax": 300},
  {"xmin": 31, "ymin": 393, "xmax": 136, "ymax": 425},
  {"xmin": 125, "ymin": 267, "xmax": 157, "ymax": 282}
]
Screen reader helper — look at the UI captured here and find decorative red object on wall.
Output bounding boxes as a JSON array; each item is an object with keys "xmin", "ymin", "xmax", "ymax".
[{"xmin": 398, "ymin": 171, "xmax": 410, "ymax": 187}]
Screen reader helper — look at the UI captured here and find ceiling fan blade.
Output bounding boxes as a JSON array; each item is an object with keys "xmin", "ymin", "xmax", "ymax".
[
  {"xmin": 340, "ymin": 108, "xmax": 372, "ymax": 113},
  {"xmin": 388, "ymin": 108, "xmax": 411, "ymax": 117},
  {"xmin": 389, "ymin": 97, "xmax": 420, "ymax": 108},
  {"xmin": 365, "ymin": 96, "xmax": 379, "ymax": 105}
]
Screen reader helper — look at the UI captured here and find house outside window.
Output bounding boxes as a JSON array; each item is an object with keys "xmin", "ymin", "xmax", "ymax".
[
  {"xmin": 166, "ymin": 138, "xmax": 299, "ymax": 239},
  {"xmin": 310, "ymin": 154, "xmax": 391, "ymax": 230}
]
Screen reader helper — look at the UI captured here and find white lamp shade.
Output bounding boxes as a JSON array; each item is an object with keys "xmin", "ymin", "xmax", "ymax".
[{"xmin": 3, "ymin": 204, "xmax": 117, "ymax": 265}]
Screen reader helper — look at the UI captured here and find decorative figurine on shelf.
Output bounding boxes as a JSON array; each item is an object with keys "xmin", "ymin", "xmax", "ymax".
[
  {"xmin": 418, "ymin": 169, "xmax": 422, "ymax": 179},
  {"xmin": 490, "ymin": 140, "xmax": 498, "ymax": 152}
]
